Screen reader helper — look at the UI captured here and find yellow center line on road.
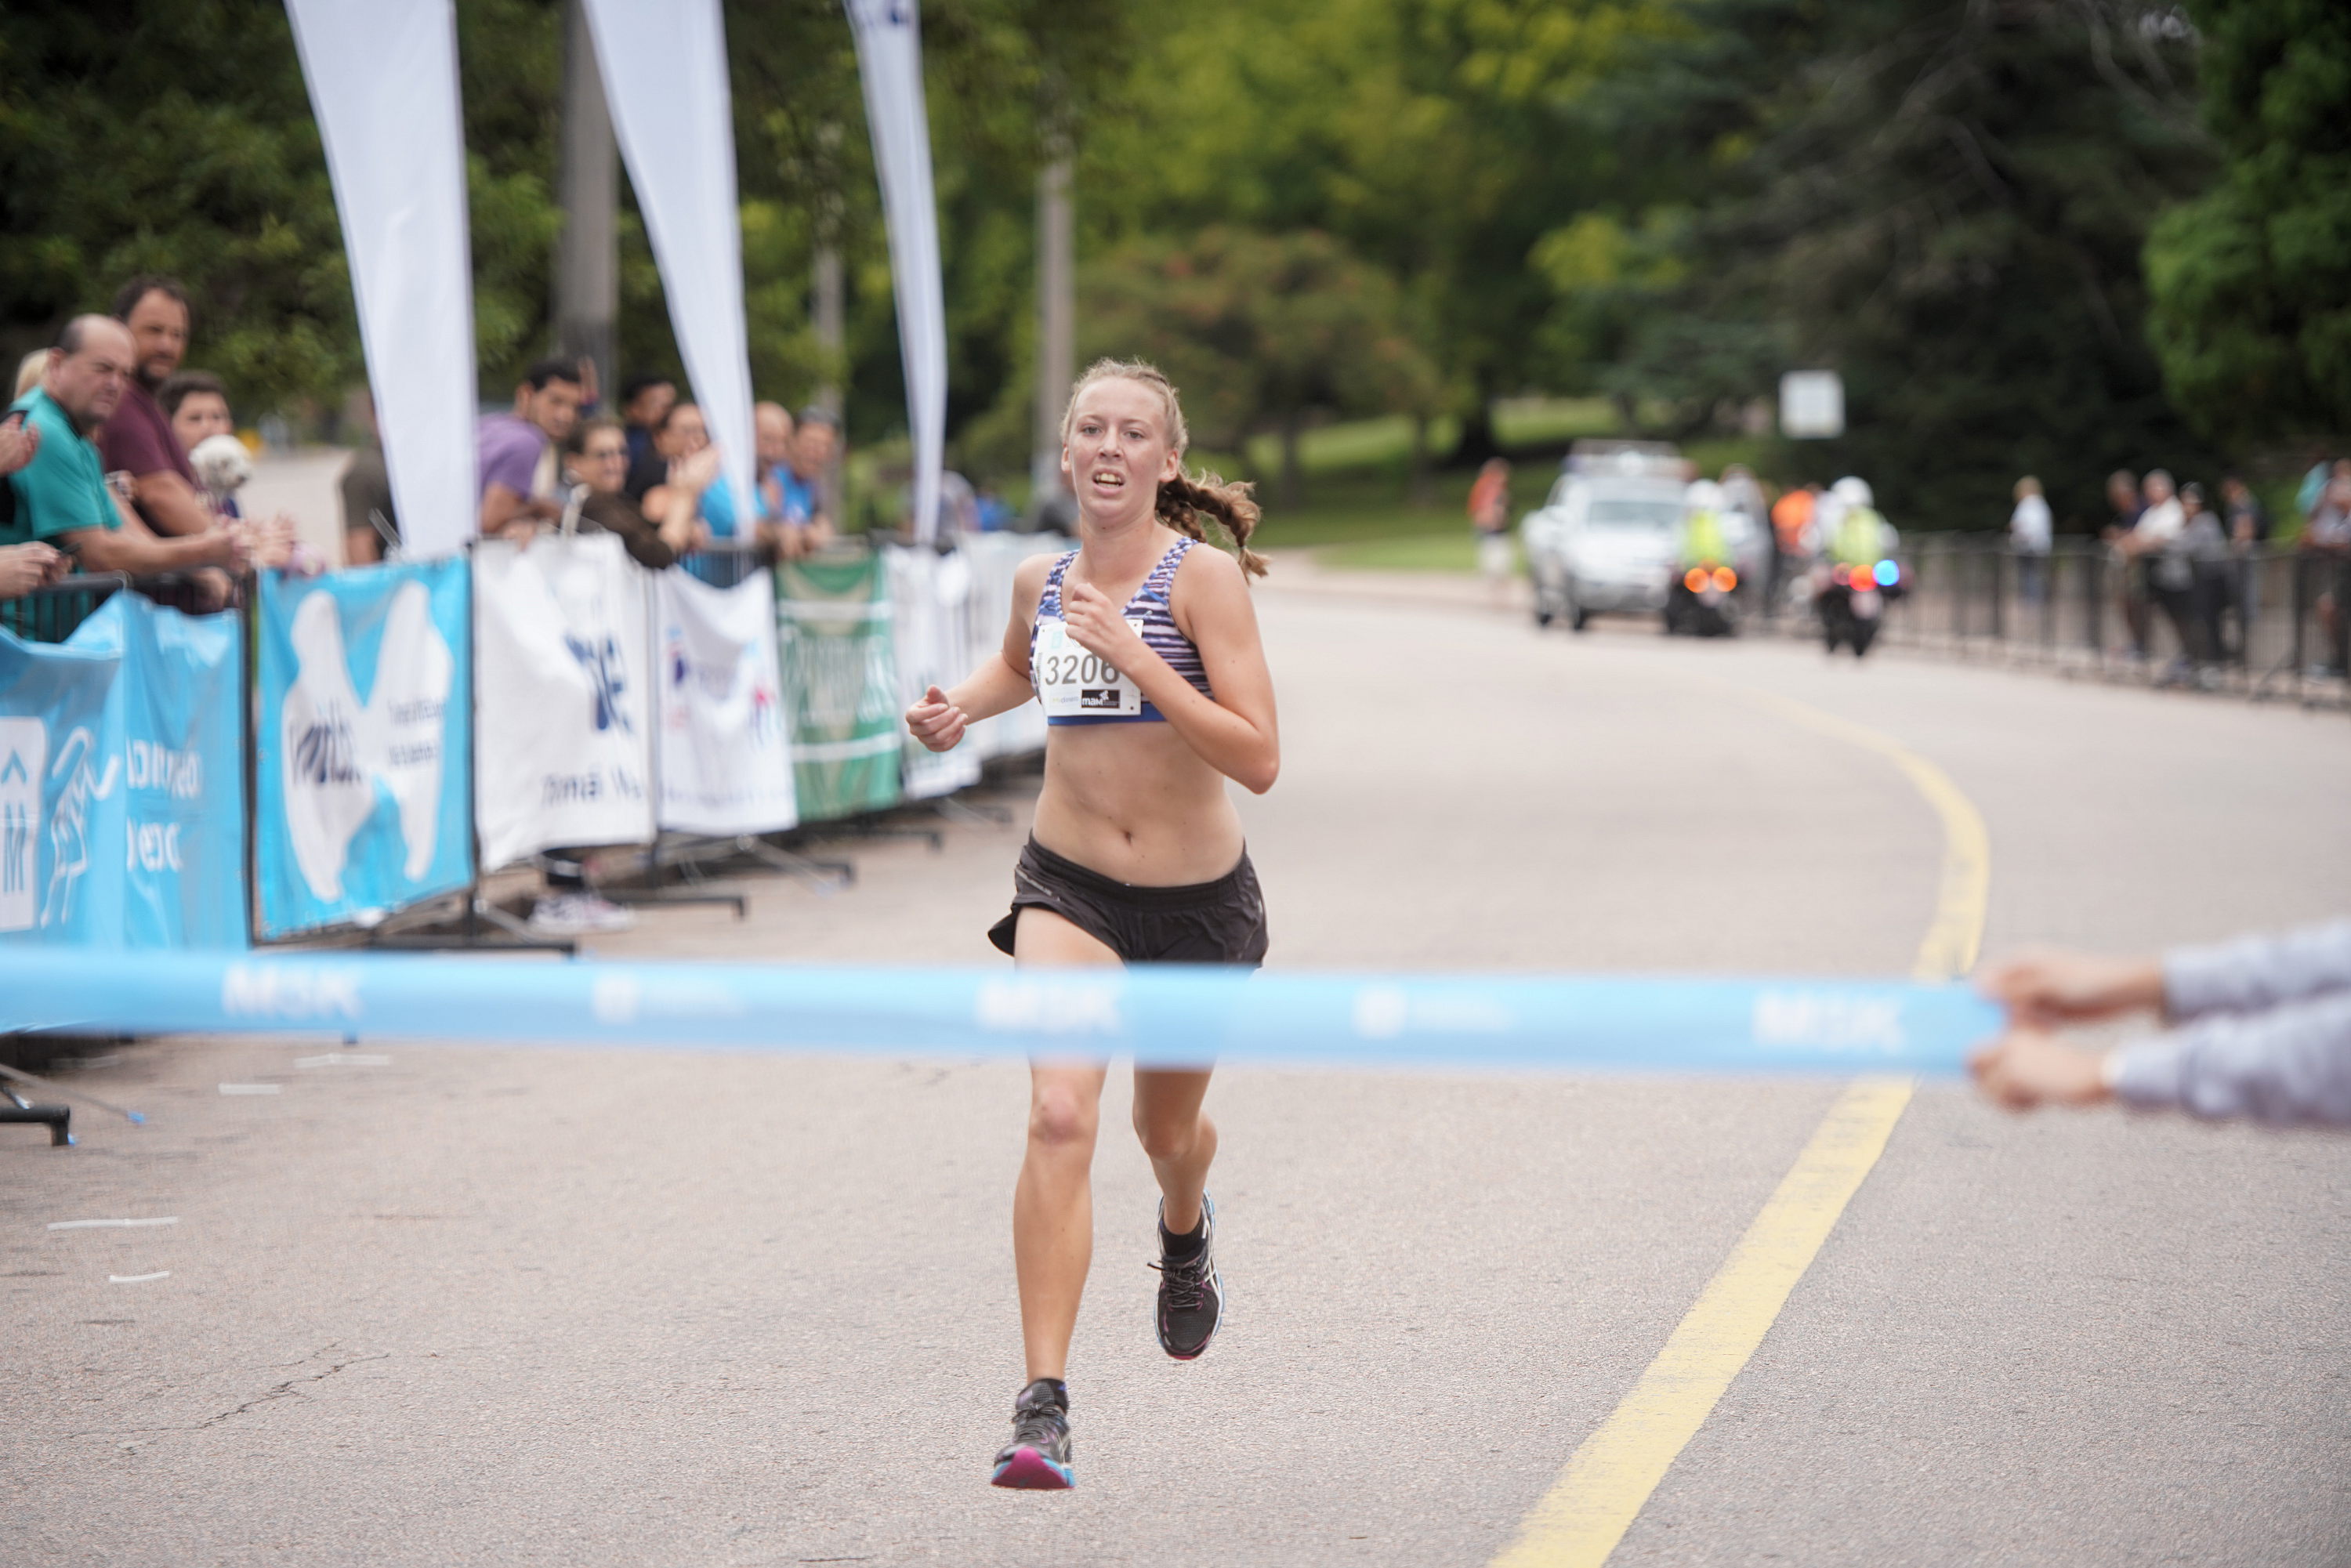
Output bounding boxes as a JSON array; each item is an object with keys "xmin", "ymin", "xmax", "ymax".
[
  {"xmin": 1744, "ymin": 691, "xmax": 1991, "ymax": 981},
  {"xmin": 1489, "ymin": 689, "xmax": 1989, "ymax": 1568}
]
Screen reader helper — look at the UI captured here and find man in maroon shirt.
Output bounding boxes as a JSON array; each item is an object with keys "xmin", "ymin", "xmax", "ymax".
[{"xmin": 98, "ymin": 277, "xmax": 291, "ymax": 579}]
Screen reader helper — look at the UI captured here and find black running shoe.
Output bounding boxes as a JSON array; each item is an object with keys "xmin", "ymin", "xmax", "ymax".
[
  {"xmin": 990, "ymin": 1378, "xmax": 1074, "ymax": 1490},
  {"xmin": 1151, "ymin": 1195, "xmax": 1224, "ymax": 1360}
]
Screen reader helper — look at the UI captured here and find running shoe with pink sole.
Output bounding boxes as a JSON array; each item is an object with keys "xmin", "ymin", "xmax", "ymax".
[{"xmin": 990, "ymin": 1378, "xmax": 1074, "ymax": 1490}]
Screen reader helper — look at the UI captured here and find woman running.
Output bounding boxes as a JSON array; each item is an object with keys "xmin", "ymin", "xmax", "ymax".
[{"xmin": 904, "ymin": 359, "xmax": 1278, "ymax": 1491}]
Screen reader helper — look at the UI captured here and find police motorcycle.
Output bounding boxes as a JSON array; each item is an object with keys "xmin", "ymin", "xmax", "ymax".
[
  {"xmin": 1813, "ymin": 476, "xmax": 1906, "ymax": 657},
  {"xmin": 1664, "ymin": 480, "xmax": 1743, "ymax": 637}
]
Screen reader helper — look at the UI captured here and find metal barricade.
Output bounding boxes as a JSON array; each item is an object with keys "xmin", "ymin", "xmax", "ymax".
[
  {"xmin": 677, "ymin": 538, "xmax": 765, "ymax": 588},
  {"xmin": 1859, "ymin": 534, "xmax": 2346, "ymax": 704},
  {"xmin": 2, "ymin": 571, "xmax": 220, "ymax": 646},
  {"xmin": 1, "ymin": 572, "xmax": 134, "ymax": 644}
]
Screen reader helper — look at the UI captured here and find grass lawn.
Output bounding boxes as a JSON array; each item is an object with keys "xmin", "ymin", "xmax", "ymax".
[{"xmin": 1315, "ymin": 533, "xmax": 1507, "ymax": 573}]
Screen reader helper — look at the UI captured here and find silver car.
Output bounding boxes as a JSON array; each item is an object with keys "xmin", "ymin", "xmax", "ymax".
[{"xmin": 1523, "ymin": 447, "xmax": 1687, "ymax": 632}]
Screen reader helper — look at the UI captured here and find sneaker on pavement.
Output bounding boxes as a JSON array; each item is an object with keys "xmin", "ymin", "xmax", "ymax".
[
  {"xmin": 1151, "ymin": 1195, "xmax": 1224, "ymax": 1361},
  {"xmin": 527, "ymin": 891, "xmax": 635, "ymax": 936},
  {"xmin": 990, "ymin": 1378, "xmax": 1074, "ymax": 1490}
]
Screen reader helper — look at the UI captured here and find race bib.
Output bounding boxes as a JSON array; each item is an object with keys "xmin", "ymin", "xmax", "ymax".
[{"xmin": 1035, "ymin": 617, "xmax": 1148, "ymax": 718}]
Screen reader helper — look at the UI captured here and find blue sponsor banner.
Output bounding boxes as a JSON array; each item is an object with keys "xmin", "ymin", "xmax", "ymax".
[
  {"xmin": 116, "ymin": 594, "xmax": 246, "ymax": 947},
  {"xmin": 255, "ymin": 559, "xmax": 472, "ymax": 940},
  {"xmin": 0, "ymin": 594, "xmax": 247, "ymax": 948},
  {"xmin": 0, "ymin": 949, "xmax": 2001, "ymax": 1078},
  {"xmin": 0, "ymin": 603, "xmax": 125, "ymax": 943}
]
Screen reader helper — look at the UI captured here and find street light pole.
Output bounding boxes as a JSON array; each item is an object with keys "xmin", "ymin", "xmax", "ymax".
[
  {"xmin": 1031, "ymin": 151, "xmax": 1074, "ymax": 506},
  {"xmin": 552, "ymin": 0, "xmax": 618, "ymax": 397}
]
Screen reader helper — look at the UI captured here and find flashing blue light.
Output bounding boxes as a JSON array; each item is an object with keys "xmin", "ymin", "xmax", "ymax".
[{"xmin": 1873, "ymin": 559, "xmax": 1900, "ymax": 587}]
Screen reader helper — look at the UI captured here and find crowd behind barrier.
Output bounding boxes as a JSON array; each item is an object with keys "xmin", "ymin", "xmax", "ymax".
[
  {"xmin": 0, "ymin": 531, "xmax": 1069, "ymax": 954},
  {"xmin": 1838, "ymin": 537, "xmax": 2351, "ymax": 702}
]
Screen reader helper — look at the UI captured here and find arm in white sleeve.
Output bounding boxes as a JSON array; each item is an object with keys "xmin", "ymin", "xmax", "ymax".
[
  {"xmin": 2110, "ymin": 990, "xmax": 2351, "ymax": 1126},
  {"xmin": 2164, "ymin": 919, "xmax": 2351, "ymax": 1020}
]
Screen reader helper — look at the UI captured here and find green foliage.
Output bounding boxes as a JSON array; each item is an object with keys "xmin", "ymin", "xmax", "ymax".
[
  {"xmin": 1085, "ymin": 0, "xmax": 1673, "ymax": 453},
  {"xmin": 5, "ymin": 0, "xmax": 2308, "ymax": 527},
  {"xmin": 1080, "ymin": 226, "xmax": 1440, "ymax": 501},
  {"xmin": 1583, "ymin": 0, "xmax": 2219, "ymax": 530},
  {"xmin": 0, "ymin": 0, "xmax": 355, "ymax": 415},
  {"xmin": 2146, "ymin": 0, "xmax": 2351, "ymax": 442}
]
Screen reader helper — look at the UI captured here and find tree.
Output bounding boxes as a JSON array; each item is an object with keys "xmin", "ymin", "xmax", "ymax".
[
  {"xmin": 1083, "ymin": 0, "xmax": 1670, "ymax": 464},
  {"xmin": 1080, "ymin": 226, "xmax": 1440, "ymax": 506},
  {"xmin": 0, "ymin": 1, "xmax": 357, "ymax": 416},
  {"xmin": 1581, "ymin": 0, "xmax": 2217, "ymax": 530},
  {"xmin": 2145, "ymin": 0, "xmax": 2351, "ymax": 444}
]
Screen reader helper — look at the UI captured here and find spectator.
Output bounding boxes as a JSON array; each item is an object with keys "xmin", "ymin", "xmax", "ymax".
[
  {"xmin": 1468, "ymin": 456, "xmax": 1512, "ymax": 592},
  {"xmin": 2103, "ymin": 468, "xmax": 2152, "ymax": 660},
  {"xmin": 755, "ymin": 399, "xmax": 793, "ymax": 487},
  {"xmin": 976, "ymin": 484, "xmax": 1015, "ymax": 532},
  {"xmin": 159, "ymin": 371, "xmax": 235, "ymax": 501},
  {"xmin": 1769, "ymin": 480, "xmax": 1819, "ymax": 607},
  {"xmin": 618, "ymin": 374, "xmax": 676, "ymax": 501},
  {"xmin": 698, "ymin": 400, "xmax": 789, "ymax": 555},
  {"xmin": 5, "ymin": 317, "xmax": 248, "ymax": 594},
  {"xmin": 0, "ymin": 539, "xmax": 65, "ymax": 601},
  {"xmin": 766, "ymin": 407, "xmax": 841, "ymax": 555},
  {"xmin": 941, "ymin": 469, "xmax": 982, "ymax": 538},
  {"xmin": 94, "ymin": 281, "xmax": 297, "ymax": 589},
  {"xmin": 159, "ymin": 371, "xmax": 259, "ymax": 532},
  {"xmin": 12, "ymin": 350, "xmax": 45, "ymax": 401},
  {"xmin": 1972, "ymin": 922, "xmax": 2351, "ymax": 1128},
  {"xmin": 2295, "ymin": 457, "xmax": 2331, "ymax": 524},
  {"xmin": 639, "ymin": 401, "xmax": 720, "ymax": 532},
  {"xmin": 2302, "ymin": 473, "xmax": 2351, "ymax": 679},
  {"xmin": 2177, "ymin": 482, "xmax": 2232, "ymax": 681},
  {"xmin": 561, "ymin": 416, "xmax": 709, "ymax": 570},
  {"xmin": 2009, "ymin": 476, "xmax": 2052, "ymax": 604},
  {"xmin": 2117, "ymin": 468, "xmax": 2185, "ymax": 667},
  {"xmin": 2220, "ymin": 475, "xmax": 2269, "ymax": 662},
  {"xmin": 0, "ymin": 414, "xmax": 66, "ymax": 602},
  {"xmin": 339, "ymin": 389, "xmax": 398, "ymax": 567},
  {"xmin": 477, "ymin": 359, "xmax": 585, "ymax": 540}
]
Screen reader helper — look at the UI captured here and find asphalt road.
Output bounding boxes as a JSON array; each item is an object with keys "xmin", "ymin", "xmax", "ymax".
[{"xmin": 5, "ymin": 586, "xmax": 2348, "ymax": 1566}]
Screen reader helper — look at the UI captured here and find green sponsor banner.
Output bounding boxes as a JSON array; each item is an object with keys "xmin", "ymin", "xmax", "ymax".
[{"xmin": 775, "ymin": 552, "xmax": 903, "ymax": 821}]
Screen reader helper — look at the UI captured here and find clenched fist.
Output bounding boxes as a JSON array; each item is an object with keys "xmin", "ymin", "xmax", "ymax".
[{"xmin": 905, "ymin": 683, "xmax": 968, "ymax": 753}]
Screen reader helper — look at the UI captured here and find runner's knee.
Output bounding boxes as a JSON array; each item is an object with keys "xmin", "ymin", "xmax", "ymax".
[
  {"xmin": 1132, "ymin": 1107, "xmax": 1201, "ymax": 1163},
  {"xmin": 1028, "ymin": 1087, "xmax": 1099, "ymax": 1151}
]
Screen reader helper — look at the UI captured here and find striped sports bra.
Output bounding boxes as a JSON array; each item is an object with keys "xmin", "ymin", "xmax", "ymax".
[{"xmin": 1031, "ymin": 539, "xmax": 1215, "ymax": 725}]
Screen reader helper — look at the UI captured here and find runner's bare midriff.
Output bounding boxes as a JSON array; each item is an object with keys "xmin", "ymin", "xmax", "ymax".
[{"xmin": 1031, "ymin": 721, "xmax": 1245, "ymax": 885}]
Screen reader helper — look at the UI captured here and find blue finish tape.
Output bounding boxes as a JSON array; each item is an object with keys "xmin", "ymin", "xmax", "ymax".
[{"xmin": 0, "ymin": 951, "xmax": 2001, "ymax": 1076}]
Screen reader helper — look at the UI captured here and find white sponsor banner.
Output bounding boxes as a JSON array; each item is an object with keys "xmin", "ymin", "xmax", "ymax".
[
  {"xmin": 960, "ymin": 534, "xmax": 1062, "ymax": 760},
  {"xmin": 845, "ymin": 0, "xmax": 947, "ymax": 545},
  {"xmin": 473, "ymin": 534, "xmax": 654, "ymax": 868},
  {"xmin": 285, "ymin": 0, "xmax": 477, "ymax": 558},
  {"xmin": 883, "ymin": 546, "xmax": 980, "ymax": 798},
  {"xmin": 579, "ymin": 0, "xmax": 758, "ymax": 517},
  {"xmin": 653, "ymin": 569, "xmax": 797, "ymax": 837}
]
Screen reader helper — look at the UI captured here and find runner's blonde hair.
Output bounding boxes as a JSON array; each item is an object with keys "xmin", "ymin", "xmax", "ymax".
[{"xmin": 1060, "ymin": 358, "xmax": 1266, "ymax": 579}]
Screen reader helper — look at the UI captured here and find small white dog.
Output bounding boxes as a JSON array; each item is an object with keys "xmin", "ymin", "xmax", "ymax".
[{"xmin": 188, "ymin": 433, "xmax": 252, "ymax": 512}]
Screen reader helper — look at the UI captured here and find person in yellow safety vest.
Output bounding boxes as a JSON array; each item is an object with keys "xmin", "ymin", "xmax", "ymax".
[
  {"xmin": 1827, "ymin": 475, "xmax": 1896, "ymax": 568},
  {"xmin": 1680, "ymin": 479, "xmax": 1730, "ymax": 567}
]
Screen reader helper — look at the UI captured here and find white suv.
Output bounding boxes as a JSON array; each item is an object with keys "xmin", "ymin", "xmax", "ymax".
[{"xmin": 1523, "ymin": 444, "xmax": 1687, "ymax": 632}]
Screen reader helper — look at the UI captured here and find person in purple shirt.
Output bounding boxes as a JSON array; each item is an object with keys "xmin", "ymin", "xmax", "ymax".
[
  {"xmin": 476, "ymin": 359, "xmax": 585, "ymax": 541},
  {"xmin": 96, "ymin": 277, "xmax": 292, "ymax": 592}
]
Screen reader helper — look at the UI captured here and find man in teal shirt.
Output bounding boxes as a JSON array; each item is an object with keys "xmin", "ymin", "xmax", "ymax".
[{"xmin": 6, "ymin": 316, "xmax": 245, "ymax": 594}]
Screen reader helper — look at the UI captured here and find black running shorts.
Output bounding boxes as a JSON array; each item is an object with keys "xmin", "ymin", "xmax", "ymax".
[{"xmin": 987, "ymin": 837, "xmax": 1269, "ymax": 967}]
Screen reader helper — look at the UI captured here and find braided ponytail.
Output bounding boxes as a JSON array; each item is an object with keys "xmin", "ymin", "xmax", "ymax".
[
  {"xmin": 1157, "ymin": 468, "xmax": 1266, "ymax": 579},
  {"xmin": 1060, "ymin": 357, "xmax": 1270, "ymax": 580}
]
